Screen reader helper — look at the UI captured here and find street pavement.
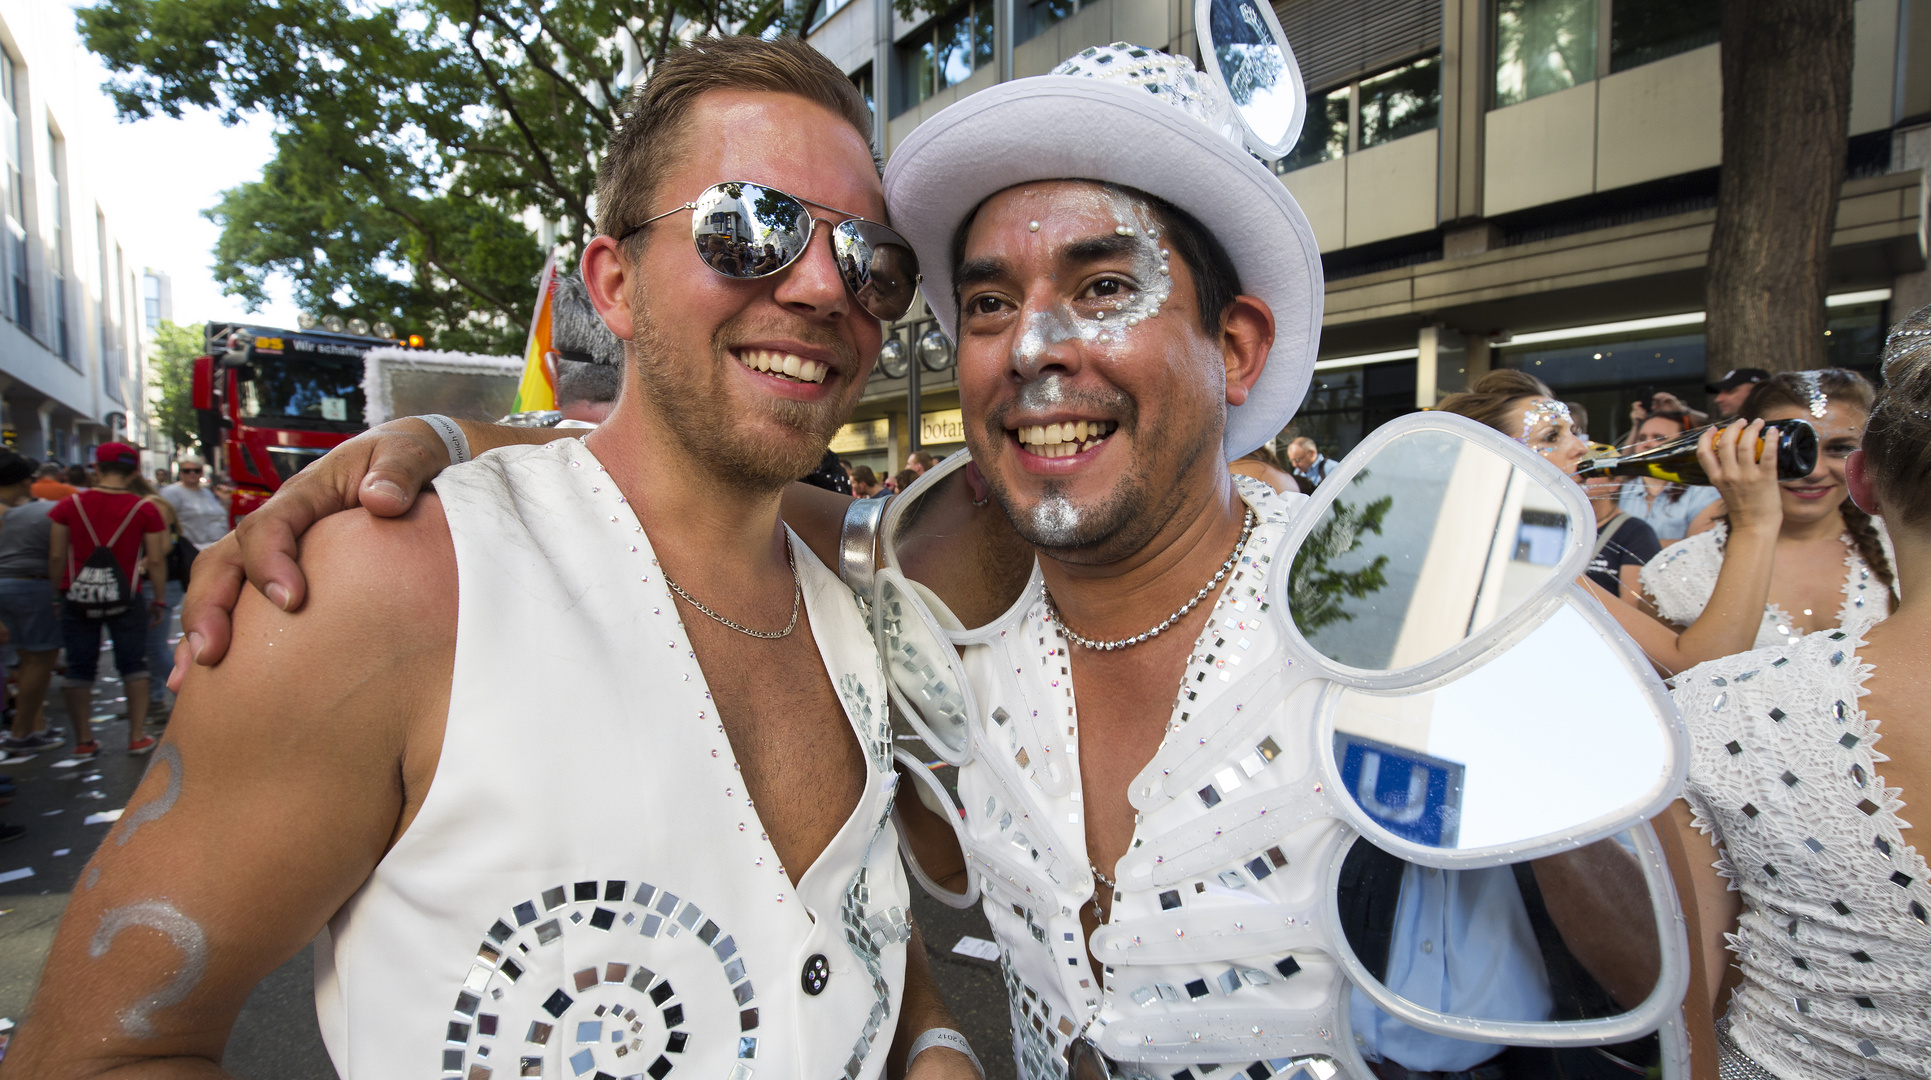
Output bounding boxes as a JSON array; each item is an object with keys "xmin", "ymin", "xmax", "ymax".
[{"xmin": 0, "ymin": 654, "xmax": 1019, "ymax": 1077}]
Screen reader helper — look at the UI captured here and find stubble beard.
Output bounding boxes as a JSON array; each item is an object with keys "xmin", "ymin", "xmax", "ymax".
[
  {"xmin": 977, "ymin": 386, "xmax": 1216, "ymax": 565},
  {"xmin": 627, "ymin": 296, "xmax": 854, "ymax": 494}
]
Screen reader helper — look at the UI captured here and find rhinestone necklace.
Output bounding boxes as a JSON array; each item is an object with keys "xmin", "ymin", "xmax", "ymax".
[
  {"xmin": 1087, "ymin": 861, "xmax": 1119, "ymax": 920},
  {"xmin": 1044, "ymin": 507, "xmax": 1255, "ymax": 651},
  {"xmin": 662, "ymin": 534, "xmax": 801, "ymax": 640}
]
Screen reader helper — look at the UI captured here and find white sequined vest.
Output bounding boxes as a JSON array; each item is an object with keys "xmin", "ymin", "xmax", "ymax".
[
  {"xmin": 314, "ymin": 439, "xmax": 908, "ymax": 1080},
  {"xmin": 951, "ymin": 481, "xmax": 1354, "ymax": 1079}
]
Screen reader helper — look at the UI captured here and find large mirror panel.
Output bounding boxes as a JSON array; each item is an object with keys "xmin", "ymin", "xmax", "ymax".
[
  {"xmin": 1330, "ymin": 603, "xmax": 1671, "ymax": 851},
  {"xmin": 1288, "ymin": 429, "xmax": 1575, "ymax": 674},
  {"xmin": 1336, "ymin": 833, "xmax": 1665, "ymax": 1069}
]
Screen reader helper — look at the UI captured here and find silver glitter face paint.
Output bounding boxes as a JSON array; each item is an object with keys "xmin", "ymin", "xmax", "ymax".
[
  {"xmin": 1002, "ymin": 186, "xmax": 1176, "ymax": 377},
  {"xmin": 1518, "ymin": 399, "xmax": 1573, "ymax": 455},
  {"xmin": 90, "ymin": 899, "xmax": 209, "ymax": 1039},
  {"xmin": 1796, "ymin": 371, "xmax": 1829, "ymax": 418},
  {"xmin": 117, "ymin": 743, "xmax": 181, "ymax": 847},
  {"xmin": 1027, "ymin": 494, "xmax": 1084, "ymax": 547}
]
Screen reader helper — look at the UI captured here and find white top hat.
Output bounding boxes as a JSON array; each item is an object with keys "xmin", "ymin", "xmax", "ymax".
[{"xmin": 881, "ymin": 43, "xmax": 1323, "ymax": 459}]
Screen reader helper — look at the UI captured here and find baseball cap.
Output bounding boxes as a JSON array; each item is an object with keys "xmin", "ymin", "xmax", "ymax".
[
  {"xmin": 94, "ymin": 441, "xmax": 141, "ymax": 467},
  {"xmin": 1706, "ymin": 368, "xmax": 1769, "ymax": 393}
]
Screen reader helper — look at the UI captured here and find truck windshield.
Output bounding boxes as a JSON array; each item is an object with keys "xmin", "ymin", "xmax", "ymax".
[{"xmin": 239, "ymin": 356, "xmax": 367, "ymax": 431}]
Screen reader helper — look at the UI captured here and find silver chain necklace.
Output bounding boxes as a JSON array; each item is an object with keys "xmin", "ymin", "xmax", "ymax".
[
  {"xmin": 662, "ymin": 534, "xmax": 801, "ymax": 640},
  {"xmin": 1043, "ymin": 507, "xmax": 1255, "ymax": 651}
]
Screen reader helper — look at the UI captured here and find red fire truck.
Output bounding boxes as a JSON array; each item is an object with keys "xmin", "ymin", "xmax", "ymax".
[{"xmin": 191, "ymin": 321, "xmax": 395, "ymax": 523}]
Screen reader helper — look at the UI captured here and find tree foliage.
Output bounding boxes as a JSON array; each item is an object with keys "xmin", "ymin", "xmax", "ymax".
[
  {"xmin": 80, "ymin": 0, "xmax": 797, "ymax": 355},
  {"xmin": 147, "ymin": 318, "xmax": 205, "ymax": 450},
  {"xmin": 1287, "ymin": 492, "xmax": 1393, "ymax": 636}
]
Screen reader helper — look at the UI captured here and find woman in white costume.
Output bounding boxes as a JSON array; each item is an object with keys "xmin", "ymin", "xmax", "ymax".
[
  {"xmin": 1666, "ymin": 322, "xmax": 1931, "ymax": 1078},
  {"xmin": 1643, "ymin": 370, "xmax": 1897, "ymax": 649}
]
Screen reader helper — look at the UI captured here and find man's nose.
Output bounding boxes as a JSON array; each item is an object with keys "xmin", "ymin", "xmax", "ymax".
[{"xmin": 770, "ymin": 220, "xmax": 854, "ymax": 321}]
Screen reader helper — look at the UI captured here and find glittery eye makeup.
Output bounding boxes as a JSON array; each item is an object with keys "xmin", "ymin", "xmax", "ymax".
[{"xmin": 1517, "ymin": 400, "xmax": 1573, "ymax": 455}]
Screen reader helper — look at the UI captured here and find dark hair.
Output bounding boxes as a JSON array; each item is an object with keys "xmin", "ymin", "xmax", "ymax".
[
  {"xmin": 0, "ymin": 449, "xmax": 33, "ymax": 487},
  {"xmin": 1435, "ymin": 369, "xmax": 1554, "ymax": 434},
  {"xmin": 894, "ymin": 468, "xmax": 919, "ymax": 491},
  {"xmin": 852, "ymin": 465, "xmax": 878, "ymax": 487},
  {"xmin": 555, "ymin": 358, "xmax": 622, "ymax": 407},
  {"xmin": 1737, "ymin": 368, "xmax": 1892, "ymax": 592},
  {"xmin": 34, "ymin": 463, "xmax": 59, "ymax": 480},
  {"xmin": 1868, "ymin": 308, "xmax": 1931, "ymax": 530},
  {"xmin": 65, "ymin": 465, "xmax": 89, "ymax": 486},
  {"xmin": 551, "ymin": 272, "xmax": 624, "ymax": 368},
  {"xmin": 597, "ymin": 36, "xmax": 874, "ymax": 244},
  {"xmin": 949, "ymin": 182, "xmax": 1241, "ymax": 337}
]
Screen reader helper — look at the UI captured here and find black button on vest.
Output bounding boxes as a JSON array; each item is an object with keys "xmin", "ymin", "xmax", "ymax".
[{"xmin": 801, "ymin": 953, "xmax": 831, "ymax": 995}]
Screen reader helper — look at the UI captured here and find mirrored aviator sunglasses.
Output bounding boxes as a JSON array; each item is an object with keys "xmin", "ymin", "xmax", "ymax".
[{"xmin": 619, "ymin": 181, "xmax": 921, "ymax": 322}]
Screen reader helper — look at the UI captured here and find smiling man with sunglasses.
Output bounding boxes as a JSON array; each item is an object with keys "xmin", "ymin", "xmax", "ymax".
[{"xmin": 5, "ymin": 36, "xmax": 976, "ymax": 1080}]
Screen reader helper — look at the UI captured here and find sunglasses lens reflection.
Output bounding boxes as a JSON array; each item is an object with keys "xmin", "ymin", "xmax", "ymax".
[
  {"xmin": 834, "ymin": 221, "xmax": 919, "ymax": 322},
  {"xmin": 691, "ymin": 183, "xmax": 811, "ymax": 280}
]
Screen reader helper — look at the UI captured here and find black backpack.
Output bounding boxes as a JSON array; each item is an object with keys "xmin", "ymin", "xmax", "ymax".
[{"xmin": 63, "ymin": 495, "xmax": 146, "ymax": 621}]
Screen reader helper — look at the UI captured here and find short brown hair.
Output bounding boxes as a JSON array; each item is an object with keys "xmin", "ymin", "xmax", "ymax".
[
  {"xmin": 1436, "ymin": 369, "xmax": 1553, "ymax": 435},
  {"xmin": 597, "ymin": 36, "xmax": 874, "ymax": 243}
]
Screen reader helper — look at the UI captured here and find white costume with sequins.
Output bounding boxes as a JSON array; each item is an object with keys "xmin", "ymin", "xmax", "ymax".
[
  {"xmin": 1640, "ymin": 523, "xmax": 1895, "ymax": 648},
  {"xmin": 314, "ymin": 439, "xmax": 909, "ymax": 1080},
  {"xmin": 946, "ymin": 479, "xmax": 1369, "ymax": 1078},
  {"xmin": 1675, "ymin": 629, "xmax": 1931, "ymax": 1079}
]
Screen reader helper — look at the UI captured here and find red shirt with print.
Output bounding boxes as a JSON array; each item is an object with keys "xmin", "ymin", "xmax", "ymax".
[{"xmin": 49, "ymin": 490, "xmax": 165, "ymax": 590}]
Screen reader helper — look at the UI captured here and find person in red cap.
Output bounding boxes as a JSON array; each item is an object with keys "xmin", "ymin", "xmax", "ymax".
[{"xmin": 45, "ymin": 441, "xmax": 167, "ymax": 756}]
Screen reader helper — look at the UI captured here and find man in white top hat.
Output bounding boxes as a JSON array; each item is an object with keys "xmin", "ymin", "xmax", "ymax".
[
  {"xmin": 168, "ymin": 41, "xmax": 1660, "ymax": 1080},
  {"xmin": 8, "ymin": 35, "xmax": 977, "ymax": 1080}
]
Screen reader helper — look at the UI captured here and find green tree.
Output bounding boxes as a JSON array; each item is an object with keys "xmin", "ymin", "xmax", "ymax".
[
  {"xmin": 1287, "ymin": 493, "xmax": 1394, "ymax": 636},
  {"xmin": 79, "ymin": 0, "xmax": 797, "ymax": 355},
  {"xmin": 147, "ymin": 319, "xmax": 204, "ymax": 450}
]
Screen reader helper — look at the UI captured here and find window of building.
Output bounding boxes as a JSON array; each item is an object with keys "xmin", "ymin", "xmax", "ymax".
[
  {"xmin": 1, "ymin": 50, "xmax": 27, "ymax": 334},
  {"xmin": 1278, "ymin": 52, "xmax": 1440, "ymax": 174},
  {"xmin": 850, "ymin": 64, "xmax": 874, "ymax": 119},
  {"xmin": 1358, "ymin": 53, "xmax": 1441, "ymax": 149},
  {"xmin": 142, "ymin": 268, "xmax": 162, "ymax": 324},
  {"xmin": 1019, "ymin": 0, "xmax": 1097, "ymax": 46},
  {"xmin": 1494, "ymin": 0, "xmax": 1597, "ymax": 109},
  {"xmin": 899, "ymin": 0, "xmax": 993, "ymax": 113},
  {"xmin": 49, "ymin": 129, "xmax": 70, "ymax": 362},
  {"xmin": 1498, "ymin": 0, "xmax": 1720, "ymax": 109},
  {"xmin": 1610, "ymin": 0, "xmax": 1717, "ymax": 72},
  {"xmin": 803, "ymin": 0, "xmax": 852, "ymax": 31},
  {"xmin": 1282, "ymin": 85, "xmax": 1349, "ymax": 171}
]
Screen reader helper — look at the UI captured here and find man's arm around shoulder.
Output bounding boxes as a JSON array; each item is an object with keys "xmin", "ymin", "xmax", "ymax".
[{"xmin": 2, "ymin": 500, "xmax": 457, "ymax": 1080}]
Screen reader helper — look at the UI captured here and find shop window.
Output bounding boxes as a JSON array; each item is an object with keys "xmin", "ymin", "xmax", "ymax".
[
  {"xmin": 1610, "ymin": 0, "xmax": 1718, "ymax": 72},
  {"xmin": 1494, "ymin": 0, "xmax": 1597, "ymax": 108},
  {"xmin": 1289, "ymin": 360, "xmax": 1418, "ymax": 458},
  {"xmin": 1282, "ymin": 86, "xmax": 1349, "ymax": 171},
  {"xmin": 899, "ymin": 1, "xmax": 994, "ymax": 113}
]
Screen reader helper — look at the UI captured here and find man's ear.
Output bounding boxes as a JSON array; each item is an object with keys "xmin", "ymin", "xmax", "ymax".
[
  {"xmin": 1846, "ymin": 450, "xmax": 1884, "ymax": 516},
  {"xmin": 1221, "ymin": 295, "xmax": 1274, "ymax": 407},
  {"xmin": 580, "ymin": 238, "xmax": 636, "ymax": 342}
]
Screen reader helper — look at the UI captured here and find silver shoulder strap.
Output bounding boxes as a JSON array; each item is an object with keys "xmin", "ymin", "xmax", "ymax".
[{"xmin": 839, "ymin": 496, "xmax": 889, "ymax": 599}]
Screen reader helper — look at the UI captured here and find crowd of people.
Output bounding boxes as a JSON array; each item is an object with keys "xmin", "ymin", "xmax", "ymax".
[
  {"xmin": 1, "ymin": 30, "xmax": 1925, "ymax": 1080},
  {"xmin": 0, "ymin": 446, "xmax": 231, "ymax": 844}
]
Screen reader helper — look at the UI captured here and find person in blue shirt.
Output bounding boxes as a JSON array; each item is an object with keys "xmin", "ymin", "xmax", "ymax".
[{"xmin": 1615, "ymin": 410, "xmax": 1721, "ymax": 544}]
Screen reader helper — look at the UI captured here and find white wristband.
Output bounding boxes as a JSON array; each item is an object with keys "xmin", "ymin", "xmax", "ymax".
[
  {"xmin": 417, "ymin": 413, "xmax": 471, "ymax": 465},
  {"xmin": 907, "ymin": 1028, "xmax": 982, "ymax": 1078}
]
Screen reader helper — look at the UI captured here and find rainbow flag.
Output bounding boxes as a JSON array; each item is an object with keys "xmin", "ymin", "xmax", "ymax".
[{"xmin": 511, "ymin": 250, "xmax": 560, "ymax": 412}]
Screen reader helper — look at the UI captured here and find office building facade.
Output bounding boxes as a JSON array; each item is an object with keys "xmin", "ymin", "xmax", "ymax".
[
  {"xmin": 808, "ymin": 0, "xmax": 1930, "ymax": 471},
  {"xmin": 0, "ymin": 2, "xmax": 154, "ymax": 465}
]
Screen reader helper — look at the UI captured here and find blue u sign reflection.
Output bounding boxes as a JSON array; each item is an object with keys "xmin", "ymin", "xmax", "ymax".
[{"xmin": 1333, "ymin": 734, "xmax": 1465, "ymax": 847}]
